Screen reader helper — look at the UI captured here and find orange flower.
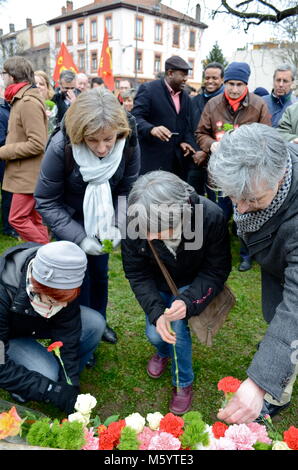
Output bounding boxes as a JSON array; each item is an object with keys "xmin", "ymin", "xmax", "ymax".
[
  {"xmin": 212, "ymin": 421, "xmax": 228, "ymax": 439},
  {"xmin": 0, "ymin": 406, "xmax": 22, "ymax": 440},
  {"xmin": 98, "ymin": 424, "xmax": 107, "ymax": 434},
  {"xmin": 217, "ymin": 376, "xmax": 242, "ymax": 394},
  {"xmin": 47, "ymin": 341, "xmax": 63, "ymax": 353},
  {"xmin": 283, "ymin": 426, "xmax": 298, "ymax": 450}
]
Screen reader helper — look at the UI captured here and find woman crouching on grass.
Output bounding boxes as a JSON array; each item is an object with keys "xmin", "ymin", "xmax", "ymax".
[
  {"xmin": 34, "ymin": 88, "xmax": 140, "ymax": 348},
  {"xmin": 0, "ymin": 241, "xmax": 105, "ymax": 415}
]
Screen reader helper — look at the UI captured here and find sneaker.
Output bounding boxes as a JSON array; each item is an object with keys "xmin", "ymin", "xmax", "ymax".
[{"xmin": 238, "ymin": 258, "xmax": 252, "ymax": 272}]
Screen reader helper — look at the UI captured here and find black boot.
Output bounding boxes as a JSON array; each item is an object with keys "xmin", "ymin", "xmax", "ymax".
[{"xmin": 102, "ymin": 325, "xmax": 118, "ymax": 344}]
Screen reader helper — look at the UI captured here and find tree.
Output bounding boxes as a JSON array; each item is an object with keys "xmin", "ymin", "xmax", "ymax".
[
  {"xmin": 212, "ymin": 1, "xmax": 298, "ymax": 31},
  {"xmin": 203, "ymin": 41, "xmax": 228, "ymax": 68}
]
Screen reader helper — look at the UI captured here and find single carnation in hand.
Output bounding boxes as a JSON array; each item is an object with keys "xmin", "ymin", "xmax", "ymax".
[
  {"xmin": 148, "ymin": 431, "xmax": 181, "ymax": 450},
  {"xmin": 159, "ymin": 413, "xmax": 184, "ymax": 438},
  {"xmin": 212, "ymin": 421, "xmax": 229, "ymax": 439},
  {"xmin": 217, "ymin": 376, "xmax": 242, "ymax": 394},
  {"xmin": 283, "ymin": 426, "xmax": 298, "ymax": 450},
  {"xmin": 47, "ymin": 341, "xmax": 63, "ymax": 352}
]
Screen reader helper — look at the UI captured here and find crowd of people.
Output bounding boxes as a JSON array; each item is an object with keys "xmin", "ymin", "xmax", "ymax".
[{"xmin": 0, "ymin": 54, "xmax": 297, "ymax": 423}]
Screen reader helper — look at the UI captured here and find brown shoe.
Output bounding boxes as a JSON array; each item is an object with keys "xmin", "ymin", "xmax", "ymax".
[
  {"xmin": 169, "ymin": 384, "xmax": 193, "ymax": 415},
  {"xmin": 147, "ymin": 353, "xmax": 170, "ymax": 379}
]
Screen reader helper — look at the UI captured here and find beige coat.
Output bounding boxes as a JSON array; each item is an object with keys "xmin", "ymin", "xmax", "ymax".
[{"xmin": 0, "ymin": 84, "xmax": 47, "ymax": 193}]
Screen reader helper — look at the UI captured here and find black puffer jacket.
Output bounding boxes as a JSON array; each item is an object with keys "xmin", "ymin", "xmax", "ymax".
[
  {"xmin": 0, "ymin": 243, "xmax": 81, "ymax": 401},
  {"xmin": 34, "ymin": 114, "xmax": 140, "ymax": 244},
  {"xmin": 122, "ymin": 194, "xmax": 231, "ymax": 325}
]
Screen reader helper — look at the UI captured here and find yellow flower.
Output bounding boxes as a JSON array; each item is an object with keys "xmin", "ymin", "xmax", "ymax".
[{"xmin": 0, "ymin": 406, "xmax": 22, "ymax": 440}]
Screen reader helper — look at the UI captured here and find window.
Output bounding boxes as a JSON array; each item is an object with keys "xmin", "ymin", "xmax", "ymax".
[
  {"xmin": 154, "ymin": 21, "xmax": 162, "ymax": 43},
  {"xmin": 189, "ymin": 30, "xmax": 196, "ymax": 50},
  {"xmin": 135, "ymin": 16, "xmax": 144, "ymax": 40},
  {"xmin": 55, "ymin": 27, "xmax": 61, "ymax": 46},
  {"xmin": 67, "ymin": 24, "xmax": 73, "ymax": 44},
  {"xmin": 105, "ymin": 15, "xmax": 112, "ymax": 38},
  {"xmin": 135, "ymin": 50, "xmax": 143, "ymax": 73},
  {"xmin": 154, "ymin": 53, "xmax": 161, "ymax": 74},
  {"xmin": 188, "ymin": 59, "xmax": 194, "ymax": 79},
  {"xmin": 91, "ymin": 51, "xmax": 98, "ymax": 72},
  {"xmin": 90, "ymin": 19, "xmax": 97, "ymax": 41},
  {"xmin": 78, "ymin": 50, "xmax": 85, "ymax": 72},
  {"xmin": 173, "ymin": 25, "xmax": 180, "ymax": 47},
  {"xmin": 78, "ymin": 21, "xmax": 84, "ymax": 43}
]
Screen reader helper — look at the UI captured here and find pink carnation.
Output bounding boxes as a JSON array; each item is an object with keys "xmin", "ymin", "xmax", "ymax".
[
  {"xmin": 225, "ymin": 424, "xmax": 257, "ymax": 450},
  {"xmin": 148, "ymin": 431, "xmax": 181, "ymax": 450},
  {"xmin": 247, "ymin": 422, "xmax": 272, "ymax": 445},
  {"xmin": 138, "ymin": 427, "xmax": 160, "ymax": 450},
  {"xmin": 211, "ymin": 437, "xmax": 237, "ymax": 450},
  {"xmin": 82, "ymin": 427, "xmax": 99, "ymax": 450}
]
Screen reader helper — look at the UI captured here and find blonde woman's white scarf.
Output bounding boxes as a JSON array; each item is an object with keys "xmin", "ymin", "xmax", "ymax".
[{"xmin": 72, "ymin": 138, "xmax": 125, "ymax": 243}]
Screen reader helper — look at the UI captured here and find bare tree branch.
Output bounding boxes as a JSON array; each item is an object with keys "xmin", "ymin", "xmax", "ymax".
[{"xmin": 214, "ymin": 1, "xmax": 298, "ymax": 28}]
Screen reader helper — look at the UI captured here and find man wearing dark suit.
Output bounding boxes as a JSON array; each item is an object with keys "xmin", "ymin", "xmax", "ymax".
[{"xmin": 132, "ymin": 56, "xmax": 197, "ymax": 179}]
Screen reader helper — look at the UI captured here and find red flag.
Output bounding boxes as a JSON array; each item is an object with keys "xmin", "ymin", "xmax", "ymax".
[
  {"xmin": 53, "ymin": 42, "xmax": 78, "ymax": 87},
  {"xmin": 98, "ymin": 27, "xmax": 114, "ymax": 91}
]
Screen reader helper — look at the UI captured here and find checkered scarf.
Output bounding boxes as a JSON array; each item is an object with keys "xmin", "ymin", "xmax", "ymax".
[{"xmin": 234, "ymin": 155, "xmax": 292, "ymax": 236}]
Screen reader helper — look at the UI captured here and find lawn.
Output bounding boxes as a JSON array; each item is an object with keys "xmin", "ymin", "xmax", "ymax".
[{"xmin": 0, "ymin": 231, "xmax": 296, "ymax": 434}]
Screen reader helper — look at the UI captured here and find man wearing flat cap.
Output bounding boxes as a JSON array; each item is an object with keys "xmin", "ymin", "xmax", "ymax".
[
  {"xmin": 196, "ymin": 61, "xmax": 271, "ymax": 272},
  {"xmin": 132, "ymin": 55, "xmax": 198, "ymax": 179}
]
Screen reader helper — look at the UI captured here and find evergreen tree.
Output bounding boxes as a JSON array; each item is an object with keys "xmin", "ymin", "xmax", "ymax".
[{"xmin": 203, "ymin": 42, "xmax": 228, "ymax": 69}]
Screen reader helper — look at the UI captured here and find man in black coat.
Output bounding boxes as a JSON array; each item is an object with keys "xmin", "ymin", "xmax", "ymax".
[
  {"xmin": 188, "ymin": 62, "xmax": 224, "ymax": 196},
  {"xmin": 132, "ymin": 56, "xmax": 198, "ymax": 180}
]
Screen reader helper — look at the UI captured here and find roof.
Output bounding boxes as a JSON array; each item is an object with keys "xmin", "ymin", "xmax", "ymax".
[{"xmin": 47, "ymin": 0, "xmax": 207, "ymax": 29}]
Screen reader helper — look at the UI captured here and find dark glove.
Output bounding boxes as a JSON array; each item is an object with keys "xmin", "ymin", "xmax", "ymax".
[{"xmin": 44, "ymin": 381, "xmax": 79, "ymax": 415}]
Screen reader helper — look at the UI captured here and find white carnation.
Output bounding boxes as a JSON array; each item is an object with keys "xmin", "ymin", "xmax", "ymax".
[
  {"xmin": 75, "ymin": 393, "xmax": 97, "ymax": 415},
  {"xmin": 68, "ymin": 411, "xmax": 90, "ymax": 426},
  {"xmin": 146, "ymin": 412, "xmax": 163, "ymax": 430},
  {"xmin": 125, "ymin": 412, "xmax": 145, "ymax": 433},
  {"xmin": 272, "ymin": 441, "xmax": 292, "ymax": 450}
]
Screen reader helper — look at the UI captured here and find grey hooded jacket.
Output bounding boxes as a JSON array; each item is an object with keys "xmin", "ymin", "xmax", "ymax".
[{"xmin": 243, "ymin": 143, "xmax": 298, "ymax": 401}]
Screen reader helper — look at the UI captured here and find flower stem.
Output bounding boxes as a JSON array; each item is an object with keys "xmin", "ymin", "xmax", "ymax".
[{"xmin": 57, "ymin": 356, "xmax": 72, "ymax": 385}]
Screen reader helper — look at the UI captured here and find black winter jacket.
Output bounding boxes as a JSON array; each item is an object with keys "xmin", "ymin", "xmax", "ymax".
[
  {"xmin": 0, "ymin": 243, "xmax": 82, "ymax": 401},
  {"xmin": 34, "ymin": 115, "xmax": 140, "ymax": 244},
  {"xmin": 122, "ymin": 194, "xmax": 231, "ymax": 325}
]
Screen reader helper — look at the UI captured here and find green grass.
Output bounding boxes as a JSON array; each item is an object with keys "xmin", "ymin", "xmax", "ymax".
[{"xmin": 0, "ymin": 231, "xmax": 296, "ymax": 433}]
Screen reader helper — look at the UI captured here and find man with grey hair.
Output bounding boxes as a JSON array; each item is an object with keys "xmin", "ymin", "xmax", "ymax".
[
  {"xmin": 262, "ymin": 64, "xmax": 297, "ymax": 127},
  {"xmin": 52, "ymin": 69, "xmax": 80, "ymax": 127},
  {"xmin": 208, "ymin": 123, "xmax": 298, "ymax": 423},
  {"xmin": 76, "ymin": 72, "xmax": 89, "ymax": 92},
  {"xmin": 122, "ymin": 170, "xmax": 231, "ymax": 415}
]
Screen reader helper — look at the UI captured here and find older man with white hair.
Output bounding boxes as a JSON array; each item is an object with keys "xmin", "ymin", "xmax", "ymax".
[{"xmin": 208, "ymin": 123, "xmax": 298, "ymax": 423}]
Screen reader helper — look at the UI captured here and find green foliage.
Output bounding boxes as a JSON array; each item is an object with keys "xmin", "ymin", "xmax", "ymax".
[
  {"xmin": 117, "ymin": 426, "xmax": 140, "ymax": 450},
  {"xmin": 183, "ymin": 411, "xmax": 203, "ymax": 426},
  {"xmin": 253, "ymin": 441, "xmax": 272, "ymax": 450},
  {"xmin": 203, "ymin": 41, "xmax": 228, "ymax": 69},
  {"xmin": 180, "ymin": 415, "xmax": 209, "ymax": 450},
  {"xmin": 26, "ymin": 418, "xmax": 85, "ymax": 450},
  {"xmin": 102, "ymin": 239, "xmax": 114, "ymax": 254},
  {"xmin": 45, "ymin": 100, "xmax": 55, "ymax": 111}
]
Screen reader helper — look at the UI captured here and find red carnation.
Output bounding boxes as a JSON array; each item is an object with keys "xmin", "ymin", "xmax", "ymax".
[
  {"xmin": 283, "ymin": 426, "xmax": 298, "ymax": 450},
  {"xmin": 217, "ymin": 376, "xmax": 242, "ymax": 394},
  {"xmin": 212, "ymin": 421, "xmax": 228, "ymax": 439},
  {"xmin": 47, "ymin": 341, "xmax": 63, "ymax": 353},
  {"xmin": 98, "ymin": 430, "xmax": 115, "ymax": 450},
  {"xmin": 98, "ymin": 420, "xmax": 126, "ymax": 450},
  {"xmin": 159, "ymin": 413, "xmax": 184, "ymax": 438}
]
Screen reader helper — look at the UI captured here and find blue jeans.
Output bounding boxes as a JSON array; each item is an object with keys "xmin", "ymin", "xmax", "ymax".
[
  {"xmin": 7, "ymin": 306, "xmax": 106, "ymax": 382},
  {"xmin": 146, "ymin": 287, "xmax": 194, "ymax": 388}
]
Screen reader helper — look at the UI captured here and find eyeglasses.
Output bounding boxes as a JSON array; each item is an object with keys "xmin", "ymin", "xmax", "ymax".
[{"xmin": 0, "ymin": 71, "xmax": 8, "ymax": 76}]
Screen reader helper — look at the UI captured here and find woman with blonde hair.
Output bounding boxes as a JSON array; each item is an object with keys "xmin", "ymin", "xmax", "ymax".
[
  {"xmin": 35, "ymin": 87, "xmax": 140, "ymax": 348},
  {"xmin": 34, "ymin": 70, "xmax": 57, "ymax": 134}
]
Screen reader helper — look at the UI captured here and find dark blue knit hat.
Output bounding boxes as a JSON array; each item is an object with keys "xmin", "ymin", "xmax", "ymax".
[{"xmin": 224, "ymin": 62, "xmax": 251, "ymax": 84}]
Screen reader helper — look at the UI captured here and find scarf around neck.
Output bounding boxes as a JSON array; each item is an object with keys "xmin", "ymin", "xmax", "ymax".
[
  {"xmin": 224, "ymin": 87, "xmax": 248, "ymax": 112},
  {"xmin": 4, "ymin": 82, "xmax": 29, "ymax": 103},
  {"xmin": 203, "ymin": 84, "xmax": 224, "ymax": 99},
  {"xmin": 234, "ymin": 155, "xmax": 292, "ymax": 236},
  {"xmin": 72, "ymin": 138, "xmax": 125, "ymax": 242}
]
